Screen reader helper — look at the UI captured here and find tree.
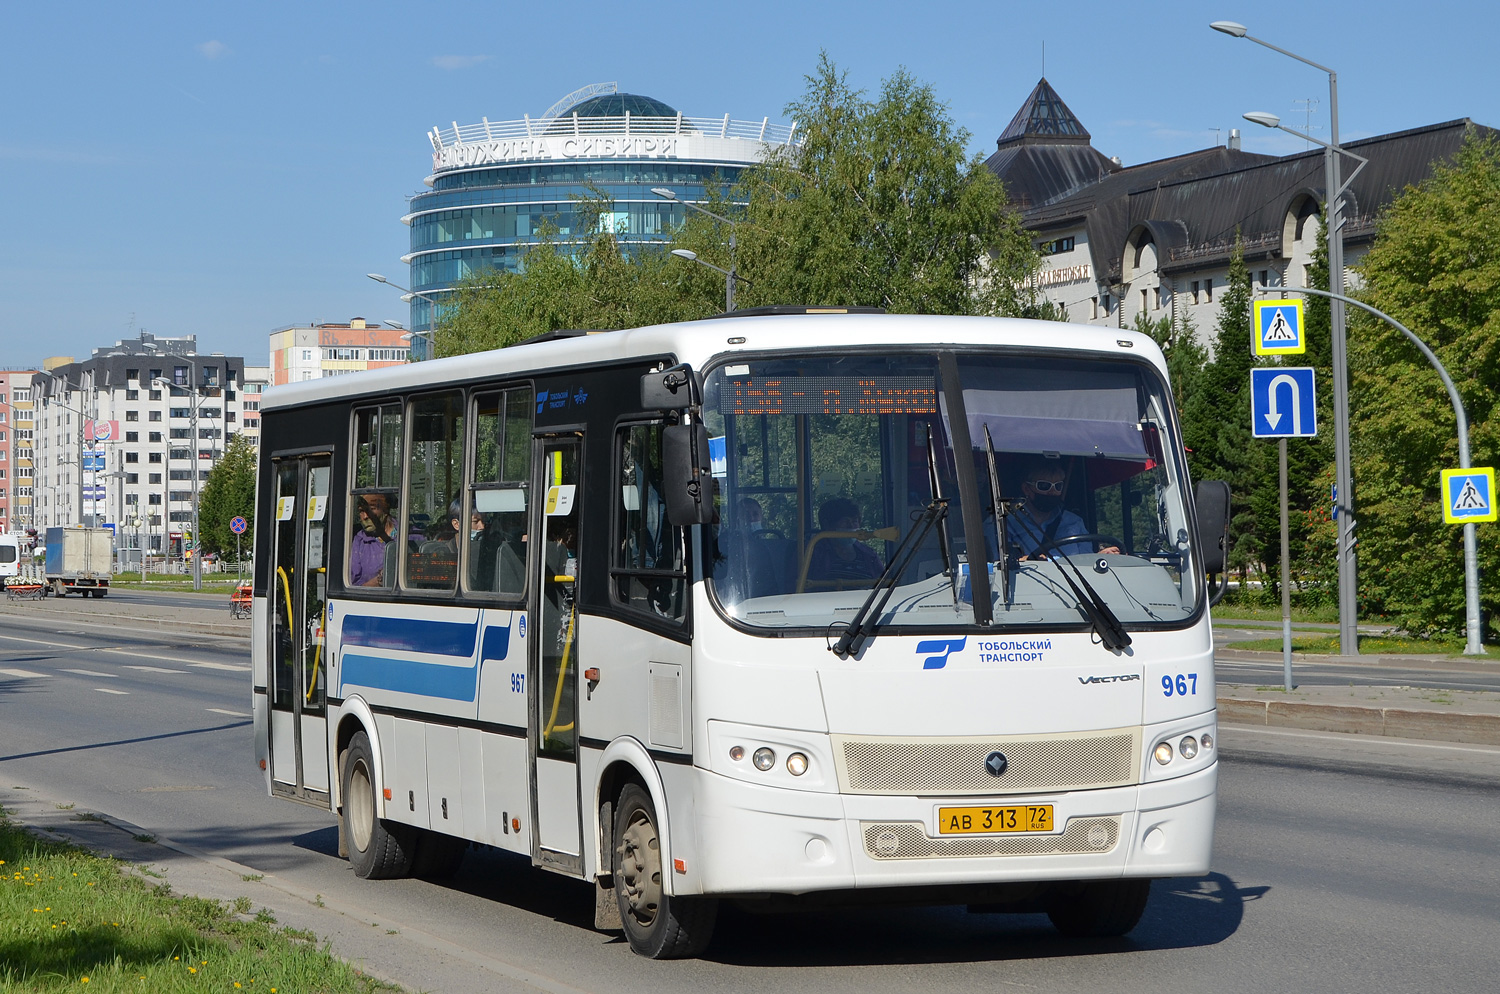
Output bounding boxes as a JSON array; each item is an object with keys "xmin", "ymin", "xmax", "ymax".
[
  {"xmin": 720, "ymin": 54, "xmax": 1044, "ymax": 317},
  {"xmin": 198, "ymin": 434, "xmax": 256, "ymax": 558},
  {"xmin": 430, "ymin": 55, "xmax": 1046, "ymax": 356},
  {"xmin": 1350, "ymin": 132, "xmax": 1500, "ymax": 637},
  {"xmin": 1181, "ymin": 236, "xmax": 1273, "ymax": 590}
]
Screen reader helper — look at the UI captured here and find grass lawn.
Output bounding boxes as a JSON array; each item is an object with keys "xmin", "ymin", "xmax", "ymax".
[
  {"xmin": 1230, "ymin": 633, "xmax": 1500, "ymax": 657},
  {"xmin": 0, "ymin": 808, "xmax": 393, "ymax": 993}
]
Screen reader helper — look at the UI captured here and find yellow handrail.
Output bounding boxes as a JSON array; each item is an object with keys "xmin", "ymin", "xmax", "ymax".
[{"xmin": 542, "ymin": 598, "xmax": 578, "ymax": 739}]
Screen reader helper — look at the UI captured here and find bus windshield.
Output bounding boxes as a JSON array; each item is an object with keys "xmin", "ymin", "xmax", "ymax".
[{"xmin": 702, "ymin": 350, "xmax": 1200, "ymax": 633}]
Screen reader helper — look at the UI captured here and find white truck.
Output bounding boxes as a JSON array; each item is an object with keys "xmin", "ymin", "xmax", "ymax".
[
  {"xmin": 44, "ymin": 526, "xmax": 113, "ymax": 598},
  {"xmin": 0, "ymin": 533, "xmax": 21, "ymax": 588}
]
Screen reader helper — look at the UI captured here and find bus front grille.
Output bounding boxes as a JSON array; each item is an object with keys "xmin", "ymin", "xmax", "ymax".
[
  {"xmin": 862, "ymin": 817, "xmax": 1121, "ymax": 859},
  {"xmin": 833, "ymin": 729, "xmax": 1140, "ymax": 795}
]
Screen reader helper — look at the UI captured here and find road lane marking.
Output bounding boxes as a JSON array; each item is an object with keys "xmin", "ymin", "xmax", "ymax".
[
  {"xmin": 0, "ymin": 668, "xmax": 47, "ymax": 679},
  {"xmin": 0, "ymin": 633, "xmax": 89, "ymax": 650},
  {"xmin": 123, "ymin": 665, "xmax": 187, "ymax": 674},
  {"xmin": 61, "ymin": 669, "xmax": 117, "ymax": 678},
  {"xmin": 103, "ymin": 648, "xmax": 241, "ymax": 667},
  {"xmin": 95, "ymin": 688, "xmax": 130, "ymax": 695},
  {"xmin": 206, "ymin": 708, "xmax": 250, "ymax": 717},
  {"xmin": 192, "ymin": 662, "xmax": 250, "ymax": 672}
]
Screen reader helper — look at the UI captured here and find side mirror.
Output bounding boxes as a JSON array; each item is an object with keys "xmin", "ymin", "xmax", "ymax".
[
  {"xmin": 641, "ymin": 363, "xmax": 700, "ymax": 411},
  {"xmin": 662, "ymin": 423, "xmax": 715, "ymax": 525},
  {"xmin": 1194, "ymin": 480, "xmax": 1231, "ymax": 573}
]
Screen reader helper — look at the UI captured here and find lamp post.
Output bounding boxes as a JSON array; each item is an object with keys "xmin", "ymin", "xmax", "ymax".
[
  {"xmin": 368, "ymin": 274, "xmax": 444, "ymax": 359},
  {"xmin": 651, "ymin": 188, "xmax": 746, "ymax": 313},
  {"xmin": 153, "ymin": 375, "xmax": 203, "ymax": 591},
  {"xmin": 1261, "ymin": 285, "xmax": 1487, "ymax": 656},
  {"xmin": 1215, "ymin": 21, "xmax": 1361, "ymax": 656}
]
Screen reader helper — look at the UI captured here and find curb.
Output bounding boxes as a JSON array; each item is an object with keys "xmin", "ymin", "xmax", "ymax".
[
  {"xmin": 1216, "ymin": 647, "xmax": 1500, "ymax": 669},
  {"xmin": 1218, "ymin": 696, "xmax": 1500, "ymax": 746}
]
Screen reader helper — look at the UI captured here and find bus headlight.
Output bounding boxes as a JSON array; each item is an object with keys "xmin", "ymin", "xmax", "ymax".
[
  {"xmin": 1200, "ymin": 732, "xmax": 1213, "ymax": 752},
  {"xmin": 753, "ymin": 747, "xmax": 776, "ymax": 771},
  {"xmin": 786, "ymin": 752, "xmax": 809, "ymax": 776},
  {"xmin": 728, "ymin": 745, "xmax": 745, "ymax": 762},
  {"xmin": 1153, "ymin": 742, "xmax": 1174, "ymax": 765},
  {"xmin": 1179, "ymin": 735, "xmax": 1199, "ymax": 760}
]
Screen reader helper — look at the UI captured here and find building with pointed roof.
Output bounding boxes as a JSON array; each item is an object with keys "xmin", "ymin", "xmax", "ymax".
[{"xmin": 987, "ymin": 80, "xmax": 1496, "ymax": 344}]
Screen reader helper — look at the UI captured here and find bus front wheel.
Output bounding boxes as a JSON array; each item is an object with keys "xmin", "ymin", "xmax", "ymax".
[
  {"xmin": 1046, "ymin": 878, "xmax": 1152, "ymax": 937},
  {"xmin": 612, "ymin": 783, "xmax": 717, "ymax": 959},
  {"xmin": 341, "ymin": 731, "xmax": 415, "ymax": 880}
]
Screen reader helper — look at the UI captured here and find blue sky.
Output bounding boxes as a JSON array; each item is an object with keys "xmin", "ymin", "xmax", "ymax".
[{"xmin": 3, "ymin": 0, "xmax": 1494, "ymax": 368}]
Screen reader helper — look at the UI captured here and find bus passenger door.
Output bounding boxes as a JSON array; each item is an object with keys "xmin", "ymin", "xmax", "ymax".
[
  {"xmin": 529, "ymin": 436, "xmax": 583, "ymax": 870},
  {"xmin": 268, "ymin": 454, "xmax": 333, "ymax": 804}
]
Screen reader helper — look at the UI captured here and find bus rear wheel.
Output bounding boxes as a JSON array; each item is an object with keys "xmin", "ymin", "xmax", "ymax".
[
  {"xmin": 1046, "ymin": 878, "xmax": 1152, "ymax": 937},
  {"xmin": 612, "ymin": 783, "xmax": 716, "ymax": 959},
  {"xmin": 341, "ymin": 731, "xmax": 415, "ymax": 880}
]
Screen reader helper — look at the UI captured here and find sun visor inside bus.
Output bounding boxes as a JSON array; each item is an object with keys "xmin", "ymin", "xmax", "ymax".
[
  {"xmin": 474, "ymin": 488, "xmax": 527, "ymax": 513},
  {"xmin": 956, "ymin": 383, "xmax": 1147, "ymax": 460},
  {"xmin": 966, "ymin": 414, "xmax": 1148, "ymax": 460}
]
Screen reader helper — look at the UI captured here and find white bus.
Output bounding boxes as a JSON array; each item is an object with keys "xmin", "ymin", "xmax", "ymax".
[{"xmin": 251, "ymin": 310, "xmax": 1229, "ymax": 959}]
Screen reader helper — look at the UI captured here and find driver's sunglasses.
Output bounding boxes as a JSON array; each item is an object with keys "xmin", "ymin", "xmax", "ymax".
[{"xmin": 1027, "ymin": 479, "xmax": 1065, "ymax": 494}]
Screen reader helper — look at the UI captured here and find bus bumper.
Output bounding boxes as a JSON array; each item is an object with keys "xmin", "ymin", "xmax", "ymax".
[{"xmin": 689, "ymin": 762, "xmax": 1216, "ymax": 897}]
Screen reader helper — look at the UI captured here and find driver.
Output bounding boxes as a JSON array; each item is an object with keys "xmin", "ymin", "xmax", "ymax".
[{"xmin": 1006, "ymin": 459, "xmax": 1120, "ymax": 560}]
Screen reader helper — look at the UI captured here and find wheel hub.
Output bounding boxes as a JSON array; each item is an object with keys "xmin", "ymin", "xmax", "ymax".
[{"xmin": 618, "ymin": 811, "xmax": 661, "ymax": 926}]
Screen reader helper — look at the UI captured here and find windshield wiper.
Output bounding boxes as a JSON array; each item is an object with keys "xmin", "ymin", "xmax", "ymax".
[
  {"xmin": 830, "ymin": 497, "xmax": 949, "ymax": 659},
  {"xmin": 1033, "ymin": 539, "xmax": 1133, "ymax": 653},
  {"xmin": 982, "ymin": 425, "xmax": 1023, "ymax": 608}
]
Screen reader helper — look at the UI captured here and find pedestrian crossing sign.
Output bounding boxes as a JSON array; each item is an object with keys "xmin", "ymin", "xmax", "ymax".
[
  {"xmin": 1441, "ymin": 467, "xmax": 1497, "ymax": 523},
  {"xmin": 1253, "ymin": 298, "xmax": 1305, "ymax": 355}
]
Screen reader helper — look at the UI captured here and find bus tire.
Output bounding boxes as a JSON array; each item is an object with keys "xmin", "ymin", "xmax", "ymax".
[
  {"xmin": 612, "ymin": 783, "xmax": 716, "ymax": 959},
  {"xmin": 411, "ymin": 830, "xmax": 468, "ymax": 880},
  {"xmin": 1046, "ymin": 878, "xmax": 1152, "ymax": 938},
  {"xmin": 342, "ymin": 731, "xmax": 415, "ymax": 880}
]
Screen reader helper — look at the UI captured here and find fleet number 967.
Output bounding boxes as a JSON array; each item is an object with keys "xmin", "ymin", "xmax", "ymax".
[{"xmin": 1162, "ymin": 673, "xmax": 1198, "ymax": 697}]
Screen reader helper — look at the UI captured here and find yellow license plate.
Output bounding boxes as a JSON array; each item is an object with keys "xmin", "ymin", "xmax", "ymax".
[{"xmin": 938, "ymin": 805, "xmax": 1054, "ymax": 835}]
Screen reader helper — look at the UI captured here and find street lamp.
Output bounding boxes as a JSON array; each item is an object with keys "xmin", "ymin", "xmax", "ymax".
[
  {"xmin": 153, "ymin": 375, "xmax": 203, "ymax": 591},
  {"xmin": 1215, "ymin": 20, "xmax": 1361, "ymax": 656},
  {"xmin": 652, "ymin": 188, "xmax": 747, "ymax": 312},
  {"xmin": 368, "ymin": 274, "xmax": 445, "ymax": 358}
]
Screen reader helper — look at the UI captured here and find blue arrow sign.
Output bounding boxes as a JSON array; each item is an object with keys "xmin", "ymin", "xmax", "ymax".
[{"xmin": 1251, "ymin": 367, "xmax": 1317, "ymax": 438}]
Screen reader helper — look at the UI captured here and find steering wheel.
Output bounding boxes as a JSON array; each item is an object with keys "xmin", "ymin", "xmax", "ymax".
[{"xmin": 1037, "ymin": 533, "xmax": 1125, "ymax": 557}]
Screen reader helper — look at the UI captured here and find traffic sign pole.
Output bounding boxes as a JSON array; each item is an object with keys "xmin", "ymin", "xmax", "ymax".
[
  {"xmin": 1267, "ymin": 286, "xmax": 1487, "ymax": 655},
  {"xmin": 1279, "ymin": 438, "xmax": 1295, "ymax": 686}
]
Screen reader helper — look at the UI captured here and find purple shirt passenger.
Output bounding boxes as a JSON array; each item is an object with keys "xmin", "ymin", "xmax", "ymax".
[{"xmin": 349, "ymin": 494, "xmax": 394, "ymax": 586}]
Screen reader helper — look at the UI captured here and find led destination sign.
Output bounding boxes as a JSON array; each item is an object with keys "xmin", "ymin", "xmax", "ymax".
[{"xmin": 720, "ymin": 376, "xmax": 938, "ymax": 416}]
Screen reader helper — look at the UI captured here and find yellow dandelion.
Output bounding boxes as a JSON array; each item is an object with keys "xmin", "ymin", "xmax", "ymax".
[
  {"xmin": 188, "ymin": 967, "xmax": 196, "ymax": 974},
  {"xmin": 174, "ymin": 957, "xmax": 180, "ymax": 961},
  {"xmin": 235, "ymin": 984, "xmax": 242, "ymax": 989},
  {"xmin": 81, "ymin": 979, "xmax": 89, "ymax": 984}
]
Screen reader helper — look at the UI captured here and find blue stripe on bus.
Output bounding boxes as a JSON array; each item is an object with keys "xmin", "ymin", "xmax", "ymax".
[
  {"xmin": 480, "ymin": 624, "xmax": 511, "ymax": 663},
  {"xmin": 340, "ymin": 652, "xmax": 478, "ymax": 702},
  {"xmin": 340, "ymin": 615, "xmax": 478, "ymax": 658}
]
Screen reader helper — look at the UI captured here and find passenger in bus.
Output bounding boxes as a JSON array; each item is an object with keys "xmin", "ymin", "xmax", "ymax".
[
  {"xmin": 808, "ymin": 497, "xmax": 883, "ymax": 581},
  {"xmin": 349, "ymin": 494, "xmax": 396, "ymax": 586},
  {"xmin": 1006, "ymin": 460, "xmax": 1120, "ymax": 560}
]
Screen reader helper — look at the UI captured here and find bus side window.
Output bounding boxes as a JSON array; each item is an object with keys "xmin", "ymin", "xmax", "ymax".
[
  {"xmin": 466, "ymin": 386, "xmax": 532, "ymax": 598},
  {"xmin": 613, "ymin": 422, "xmax": 685, "ymax": 622},
  {"xmin": 348, "ymin": 403, "xmax": 402, "ymax": 590},
  {"xmin": 403, "ymin": 391, "xmax": 465, "ymax": 591}
]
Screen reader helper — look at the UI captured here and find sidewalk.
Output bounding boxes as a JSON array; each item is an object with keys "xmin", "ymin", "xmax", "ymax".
[{"xmin": 0, "ymin": 590, "xmax": 249, "ymax": 639}]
